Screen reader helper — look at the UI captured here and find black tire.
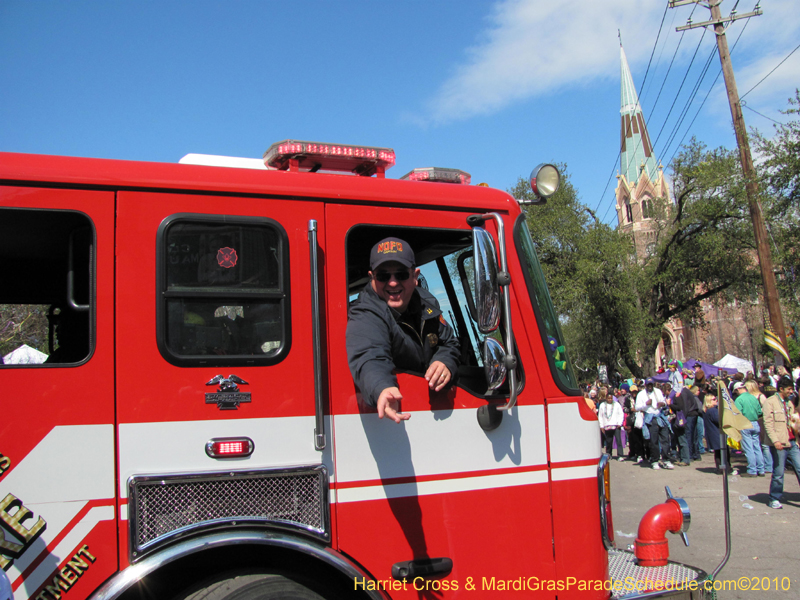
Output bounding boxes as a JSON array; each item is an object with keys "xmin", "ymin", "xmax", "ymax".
[{"xmin": 181, "ymin": 572, "xmax": 325, "ymax": 600}]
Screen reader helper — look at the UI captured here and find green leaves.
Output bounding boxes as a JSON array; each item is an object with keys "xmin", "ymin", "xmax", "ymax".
[
  {"xmin": 512, "ymin": 167, "xmax": 644, "ymax": 377},
  {"xmin": 755, "ymin": 90, "xmax": 800, "ymax": 326},
  {"xmin": 513, "ymin": 142, "xmax": 759, "ymax": 378}
]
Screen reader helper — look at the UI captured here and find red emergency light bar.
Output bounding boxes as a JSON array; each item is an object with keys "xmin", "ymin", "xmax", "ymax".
[
  {"xmin": 263, "ymin": 139, "xmax": 396, "ymax": 178},
  {"xmin": 205, "ymin": 437, "xmax": 254, "ymax": 459},
  {"xmin": 400, "ymin": 167, "xmax": 471, "ymax": 185}
]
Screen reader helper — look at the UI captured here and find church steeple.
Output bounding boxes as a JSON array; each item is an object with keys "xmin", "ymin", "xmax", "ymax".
[{"xmin": 619, "ymin": 43, "xmax": 658, "ymax": 185}]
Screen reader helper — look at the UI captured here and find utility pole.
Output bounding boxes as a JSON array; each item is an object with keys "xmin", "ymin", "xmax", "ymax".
[{"xmin": 669, "ymin": 0, "xmax": 790, "ymax": 366}]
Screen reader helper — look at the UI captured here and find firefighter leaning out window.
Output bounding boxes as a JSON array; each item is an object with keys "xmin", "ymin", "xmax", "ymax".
[{"xmin": 346, "ymin": 237, "xmax": 460, "ymax": 423}]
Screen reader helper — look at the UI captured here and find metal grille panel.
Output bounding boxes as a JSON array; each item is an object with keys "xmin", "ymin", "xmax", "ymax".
[
  {"xmin": 609, "ymin": 549, "xmax": 709, "ymax": 599},
  {"xmin": 130, "ymin": 468, "xmax": 326, "ymax": 555}
]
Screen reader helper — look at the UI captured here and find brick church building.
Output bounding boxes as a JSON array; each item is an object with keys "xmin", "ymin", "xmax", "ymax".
[{"xmin": 613, "ymin": 43, "xmax": 759, "ymax": 370}]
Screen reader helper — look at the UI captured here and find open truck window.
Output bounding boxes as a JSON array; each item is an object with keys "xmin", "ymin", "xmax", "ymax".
[
  {"xmin": 345, "ymin": 224, "xmax": 520, "ymax": 398},
  {"xmin": 156, "ymin": 214, "xmax": 291, "ymax": 367},
  {"xmin": 0, "ymin": 208, "xmax": 94, "ymax": 366}
]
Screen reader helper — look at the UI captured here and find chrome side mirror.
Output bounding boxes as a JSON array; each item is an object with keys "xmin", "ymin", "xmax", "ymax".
[
  {"xmin": 483, "ymin": 337, "xmax": 507, "ymax": 392},
  {"xmin": 472, "ymin": 227, "xmax": 500, "ymax": 333}
]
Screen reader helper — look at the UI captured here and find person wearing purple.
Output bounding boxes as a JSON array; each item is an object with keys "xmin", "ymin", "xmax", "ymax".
[{"xmin": 598, "ymin": 388, "xmax": 625, "ymax": 461}]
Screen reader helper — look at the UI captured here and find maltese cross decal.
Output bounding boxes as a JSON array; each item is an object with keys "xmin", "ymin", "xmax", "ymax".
[{"xmin": 217, "ymin": 247, "xmax": 238, "ymax": 269}]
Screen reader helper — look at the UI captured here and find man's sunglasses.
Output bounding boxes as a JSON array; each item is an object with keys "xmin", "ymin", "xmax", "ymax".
[{"xmin": 373, "ymin": 269, "xmax": 411, "ymax": 283}]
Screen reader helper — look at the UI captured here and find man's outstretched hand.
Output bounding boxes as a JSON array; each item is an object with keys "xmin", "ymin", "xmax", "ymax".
[{"xmin": 377, "ymin": 387, "xmax": 410, "ymax": 423}]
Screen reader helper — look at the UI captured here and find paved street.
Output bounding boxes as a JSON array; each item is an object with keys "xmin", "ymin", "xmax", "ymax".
[{"xmin": 609, "ymin": 451, "xmax": 800, "ymax": 599}]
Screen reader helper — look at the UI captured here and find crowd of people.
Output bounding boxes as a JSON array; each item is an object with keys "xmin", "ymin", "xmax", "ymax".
[{"xmin": 584, "ymin": 362, "xmax": 800, "ymax": 509}]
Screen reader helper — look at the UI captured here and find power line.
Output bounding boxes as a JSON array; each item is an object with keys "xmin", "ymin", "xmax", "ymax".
[
  {"xmin": 642, "ymin": 2, "xmax": 697, "ymax": 116},
  {"xmin": 643, "ymin": 31, "xmax": 688, "ymax": 134},
  {"xmin": 637, "ymin": 1, "xmax": 671, "ymax": 106},
  {"xmin": 659, "ymin": 44, "xmax": 718, "ymax": 162},
  {"xmin": 642, "ymin": 6, "xmax": 682, "ymax": 102},
  {"xmin": 740, "ymin": 41, "xmax": 800, "ymax": 100},
  {"xmin": 742, "ymin": 102, "xmax": 785, "ymax": 125},
  {"xmin": 666, "ymin": 60, "xmax": 724, "ymax": 169},
  {"xmin": 666, "ymin": 16, "xmax": 750, "ymax": 168},
  {"xmin": 649, "ymin": 27, "xmax": 708, "ymax": 155}
]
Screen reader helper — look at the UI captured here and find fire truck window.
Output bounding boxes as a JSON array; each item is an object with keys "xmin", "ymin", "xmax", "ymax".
[
  {"xmin": 157, "ymin": 216, "xmax": 290, "ymax": 367},
  {"xmin": 516, "ymin": 218, "xmax": 579, "ymax": 392},
  {"xmin": 0, "ymin": 208, "xmax": 94, "ymax": 367},
  {"xmin": 346, "ymin": 225, "xmax": 517, "ymax": 398}
]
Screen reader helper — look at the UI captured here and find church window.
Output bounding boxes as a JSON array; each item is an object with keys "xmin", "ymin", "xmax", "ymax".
[{"xmin": 641, "ymin": 198, "xmax": 651, "ymax": 219}]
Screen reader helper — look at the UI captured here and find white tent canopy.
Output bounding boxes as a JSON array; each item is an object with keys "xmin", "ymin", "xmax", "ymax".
[
  {"xmin": 713, "ymin": 354, "xmax": 754, "ymax": 374},
  {"xmin": 3, "ymin": 344, "xmax": 48, "ymax": 365}
]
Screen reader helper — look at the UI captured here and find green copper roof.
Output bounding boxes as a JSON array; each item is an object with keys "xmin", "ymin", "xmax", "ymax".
[{"xmin": 619, "ymin": 44, "xmax": 659, "ymax": 185}]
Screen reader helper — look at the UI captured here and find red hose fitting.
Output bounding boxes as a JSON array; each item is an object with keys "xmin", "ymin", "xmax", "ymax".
[{"xmin": 634, "ymin": 498, "xmax": 686, "ymax": 567}]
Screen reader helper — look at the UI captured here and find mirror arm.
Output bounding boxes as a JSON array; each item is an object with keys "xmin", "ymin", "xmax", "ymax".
[
  {"xmin": 481, "ymin": 213, "xmax": 518, "ymax": 412},
  {"xmin": 466, "ymin": 214, "xmax": 490, "ymax": 226}
]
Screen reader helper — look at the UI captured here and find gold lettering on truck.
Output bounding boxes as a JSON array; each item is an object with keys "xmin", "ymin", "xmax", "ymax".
[
  {"xmin": 0, "ymin": 455, "xmax": 10, "ymax": 477},
  {"xmin": 34, "ymin": 545, "xmax": 96, "ymax": 600},
  {"xmin": 0, "ymin": 493, "xmax": 47, "ymax": 569}
]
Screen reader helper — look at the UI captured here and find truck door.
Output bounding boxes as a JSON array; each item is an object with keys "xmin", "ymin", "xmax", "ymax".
[
  {"xmin": 115, "ymin": 191, "xmax": 329, "ymax": 568},
  {"xmin": 326, "ymin": 203, "xmax": 557, "ymax": 595},
  {"xmin": 0, "ymin": 187, "xmax": 117, "ymax": 600}
]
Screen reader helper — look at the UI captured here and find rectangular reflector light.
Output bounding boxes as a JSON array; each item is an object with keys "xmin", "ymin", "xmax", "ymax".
[{"xmin": 205, "ymin": 437, "xmax": 254, "ymax": 458}]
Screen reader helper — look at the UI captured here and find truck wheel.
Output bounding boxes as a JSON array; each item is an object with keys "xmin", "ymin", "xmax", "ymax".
[{"xmin": 181, "ymin": 572, "xmax": 325, "ymax": 600}]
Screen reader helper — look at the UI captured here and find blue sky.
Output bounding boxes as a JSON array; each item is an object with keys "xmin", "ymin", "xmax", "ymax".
[{"xmin": 2, "ymin": 0, "xmax": 799, "ymax": 224}]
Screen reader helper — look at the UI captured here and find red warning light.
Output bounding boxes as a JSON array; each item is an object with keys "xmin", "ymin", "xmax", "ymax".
[
  {"xmin": 217, "ymin": 247, "xmax": 238, "ymax": 268},
  {"xmin": 400, "ymin": 167, "xmax": 471, "ymax": 185},
  {"xmin": 205, "ymin": 437, "xmax": 254, "ymax": 458},
  {"xmin": 263, "ymin": 139, "xmax": 396, "ymax": 177}
]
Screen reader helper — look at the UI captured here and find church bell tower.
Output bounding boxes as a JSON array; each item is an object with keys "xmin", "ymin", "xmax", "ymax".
[{"xmin": 614, "ymin": 42, "xmax": 672, "ymax": 261}]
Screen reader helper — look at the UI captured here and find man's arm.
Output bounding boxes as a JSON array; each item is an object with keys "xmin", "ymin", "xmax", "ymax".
[
  {"xmin": 762, "ymin": 396, "xmax": 784, "ymax": 448},
  {"xmin": 424, "ymin": 302, "xmax": 460, "ymax": 391},
  {"xmin": 346, "ymin": 304, "xmax": 398, "ymax": 408}
]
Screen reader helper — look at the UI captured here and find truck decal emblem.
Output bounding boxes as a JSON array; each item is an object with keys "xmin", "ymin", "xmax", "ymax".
[
  {"xmin": 216, "ymin": 247, "xmax": 238, "ymax": 268},
  {"xmin": 205, "ymin": 374, "xmax": 251, "ymax": 410}
]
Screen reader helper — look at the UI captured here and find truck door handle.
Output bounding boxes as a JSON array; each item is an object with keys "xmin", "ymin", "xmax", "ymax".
[
  {"xmin": 392, "ymin": 557, "xmax": 453, "ymax": 580},
  {"xmin": 67, "ymin": 228, "xmax": 91, "ymax": 312}
]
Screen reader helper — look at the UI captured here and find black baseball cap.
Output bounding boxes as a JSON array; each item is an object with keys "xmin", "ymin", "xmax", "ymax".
[{"xmin": 370, "ymin": 237, "xmax": 415, "ymax": 271}]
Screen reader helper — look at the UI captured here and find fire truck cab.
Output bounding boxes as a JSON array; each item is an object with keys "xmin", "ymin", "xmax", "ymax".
[{"xmin": 0, "ymin": 142, "xmax": 707, "ymax": 599}]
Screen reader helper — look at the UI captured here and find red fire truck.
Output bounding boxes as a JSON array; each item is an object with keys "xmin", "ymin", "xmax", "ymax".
[{"xmin": 0, "ymin": 141, "xmax": 708, "ymax": 599}]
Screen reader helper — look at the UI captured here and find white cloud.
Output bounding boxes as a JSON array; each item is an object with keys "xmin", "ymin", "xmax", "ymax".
[
  {"xmin": 424, "ymin": 0, "xmax": 800, "ymax": 125},
  {"xmin": 424, "ymin": 0, "xmax": 664, "ymax": 123}
]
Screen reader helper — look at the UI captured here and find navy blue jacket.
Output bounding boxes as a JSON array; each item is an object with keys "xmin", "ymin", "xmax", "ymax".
[
  {"xmin": 346, "ymin": 284, "xmax": 460, "ymax": 406},
  {"xmin": 703, "ymin": 407, "xmax": 723, "ymax": 451}
]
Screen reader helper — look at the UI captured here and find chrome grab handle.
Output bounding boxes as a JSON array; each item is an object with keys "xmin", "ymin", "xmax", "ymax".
[{"xmin": 309, "ymin": 220, "xmax": 325, "ymax": 450}]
